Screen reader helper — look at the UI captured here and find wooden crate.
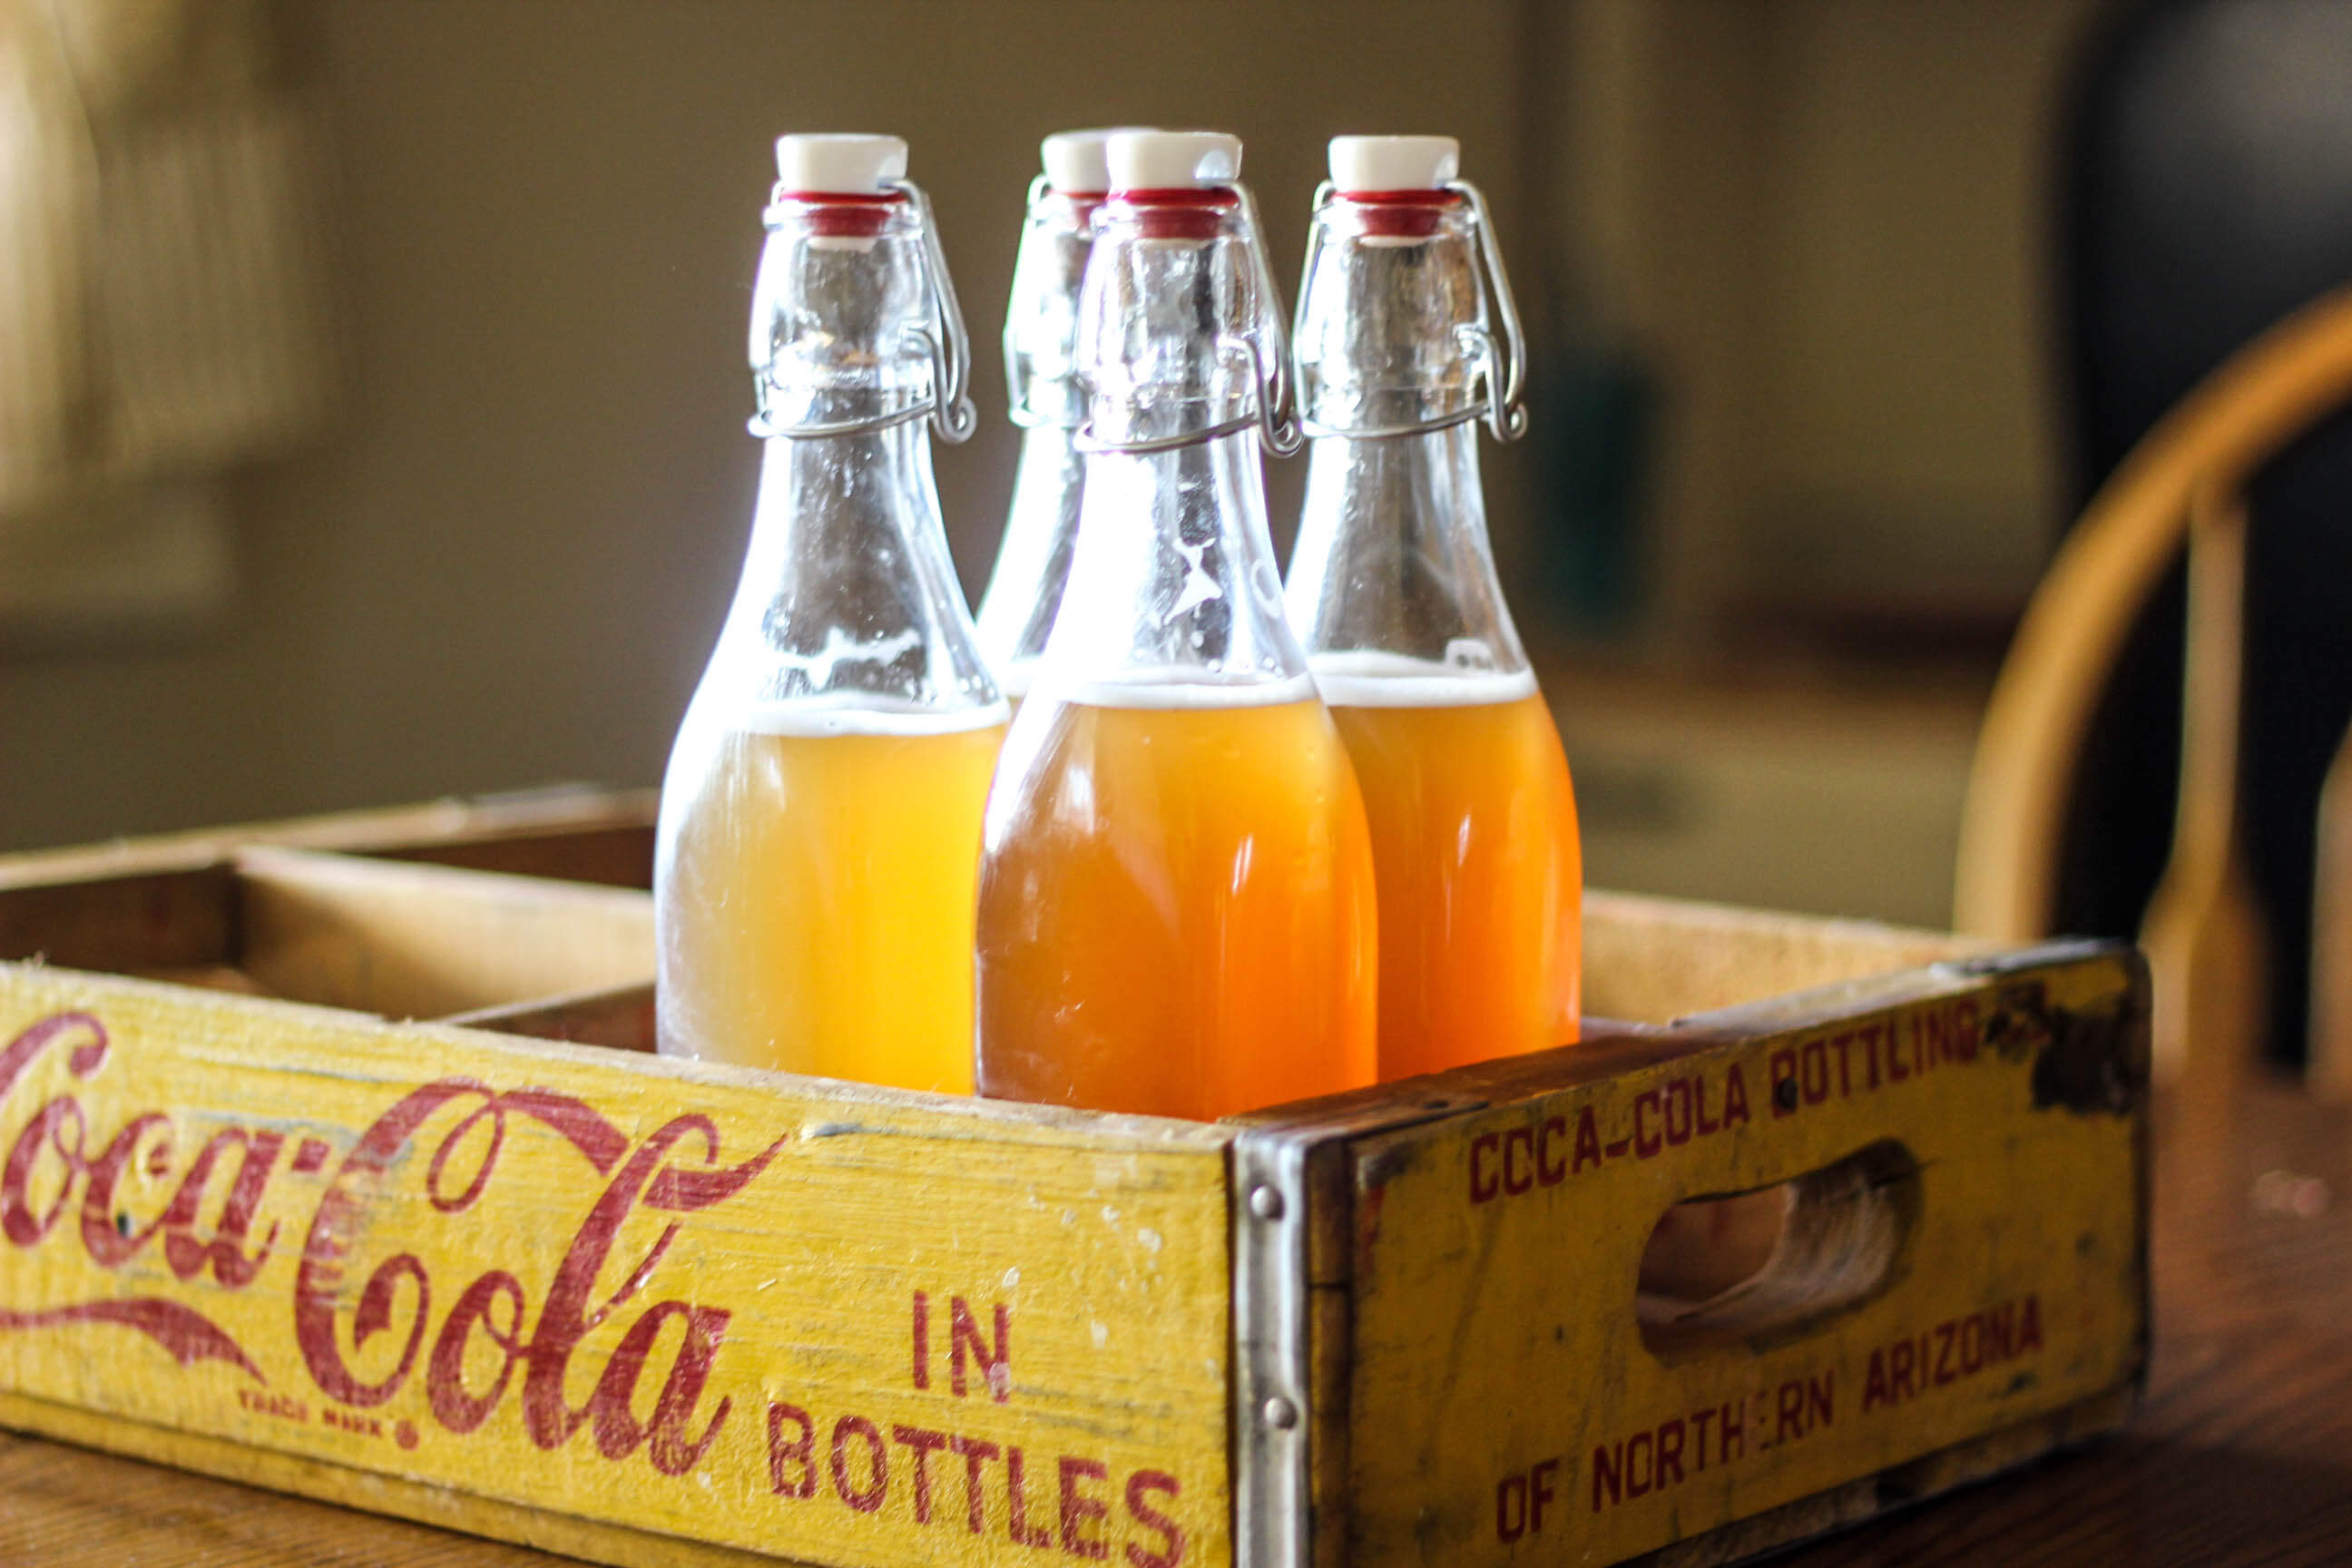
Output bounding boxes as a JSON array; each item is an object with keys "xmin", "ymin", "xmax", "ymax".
[{"xmin": 0, "ymin": 790, "xmax": 2146, "ymax": 1568}]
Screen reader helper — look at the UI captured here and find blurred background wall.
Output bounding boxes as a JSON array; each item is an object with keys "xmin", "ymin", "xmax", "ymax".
[
  {"xmin": 0, "ymin": 0, "xmax": 2121, "ymax": 927},
  {"xmin": 1, "ymin": 0, "xmax": 1527, "ymax": 841}
]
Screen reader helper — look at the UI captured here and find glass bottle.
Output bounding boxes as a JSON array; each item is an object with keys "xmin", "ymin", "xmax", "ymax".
[
  {"xmin": 975, "ymin": 130, "xmax": 1378, "ymax": 1120},
  {"xmin": 975, "ymin": 128, "xmax": 1127, "ymax": 705},
  {"xmin": 656, "ymin": 134, "xmax": 1005, "ymax": 1093},
  {"xmin": 1283, "ymin": 135, "xmax": 1583, "ymax": 1079}
]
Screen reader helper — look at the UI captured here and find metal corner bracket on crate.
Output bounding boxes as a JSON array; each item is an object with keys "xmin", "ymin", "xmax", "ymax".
[{"xmin": 1233, "ymin": 1087, "xmax": 1489, "ymax": 1568}]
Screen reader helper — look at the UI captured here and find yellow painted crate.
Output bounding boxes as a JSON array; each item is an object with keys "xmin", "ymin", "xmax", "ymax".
[{"xmin": 0, "ymin": 789, "xmax": 2146, "ymax": 1568}]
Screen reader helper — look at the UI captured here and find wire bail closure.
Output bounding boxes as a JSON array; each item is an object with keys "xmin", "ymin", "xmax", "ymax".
[
  {"xmin": 1290, "ymin": 178, "xmax": 1531, "ymax": 445},
  {"xmin": 1238, "ymin": 181, "xmax": 1305, "ymax": 458},
  {"xmin": 898, "ymin": 178, "xmax": 980, "ymax": 444},
  {"xmin": 1074, "ymin": 180, "xmax": 1304, "ymax": 459},
  {"xmin": 750, "ymin": 178, "xmax": 978, "ymax": 444}
]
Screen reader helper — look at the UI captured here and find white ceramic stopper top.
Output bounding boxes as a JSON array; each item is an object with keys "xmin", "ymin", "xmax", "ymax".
[
  {"xmin": 774, "ymin": 133, "xmax": 908, "ymax": 194},
  {"xmin": 1041, "ymin": 129, "xmax": 1132, "ymax": 194},
  {"xmin": 1107, "ymin": 130, "xmax": 1242, "ymax": 191},
  {"xmin": 1329, "ymin": 134, "xmax": 1460, "ymax": 191}
]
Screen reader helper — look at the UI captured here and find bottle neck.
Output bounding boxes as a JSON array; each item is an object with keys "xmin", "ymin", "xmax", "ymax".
[
  {"xmin": 739, "ymin": 420, "xmax": 934, "ymax": 570},
  {"xmin": 750, "ymin": 195, "xmax": 936, "ymax": 436},
  {"xmin": 1040, "ymin": 428, "xmax": 1307, "ymax": 697},
  {"xmin": 1287, "ymin": 420, "xmax": 1529, "ymax": 683},
  {"xmin": 1294, "ymin": 194, "xmax": 1484, "ymax": 437},
  {"xmin": 1004, "ymin": 190, "xmax": 1099, "ymax": 429},
  {"xmin": 1077, "ymin": 188, "xmax": 1273, "ymax": 447}
]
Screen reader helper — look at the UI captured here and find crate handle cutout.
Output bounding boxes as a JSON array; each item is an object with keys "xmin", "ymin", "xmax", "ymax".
[{"xmin": 1635, "ymin": 1139, "xmax": 1921, "ymax": 1361}]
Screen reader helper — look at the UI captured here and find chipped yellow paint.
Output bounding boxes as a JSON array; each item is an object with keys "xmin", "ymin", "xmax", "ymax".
[
  {"xmin": 0, "ymin": 964, "xmax": 1230, "ymax": 1568},
  {"xmin": 1342, "ymin": 949, "xmax": 2144, "ymax": 1565}
]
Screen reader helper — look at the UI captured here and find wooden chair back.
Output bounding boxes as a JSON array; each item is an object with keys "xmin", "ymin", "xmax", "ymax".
[{"xmin": 1955, "ymin": 284, "xmax": 2352, "ymax": 1085}]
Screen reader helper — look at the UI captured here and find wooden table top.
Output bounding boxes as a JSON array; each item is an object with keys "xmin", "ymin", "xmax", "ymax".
[{"xmin": 3, "ymin": 1081, "xmax": 2347, "ymax": 1568}]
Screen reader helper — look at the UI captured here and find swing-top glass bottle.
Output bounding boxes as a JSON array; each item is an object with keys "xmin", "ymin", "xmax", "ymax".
[
  {"xmin": 656, "ymin": 133, "xmax": 1005, "ymax": 1092},
  {"xmin": 975, "ymin": 128, "xmax": 1135, "ymax": 705},
  {"xmin": 975, "ymin": 131, "xmax": 1378, "ymax": 1121},
  {"xmin": 1284, "ymin": 135, "xmax": 1583, "ymax": 1079}
]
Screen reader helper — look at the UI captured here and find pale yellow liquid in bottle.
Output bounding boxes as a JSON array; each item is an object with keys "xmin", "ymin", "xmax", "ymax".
[
  {"xmin": 1315, "ymin": 658, "xmax": 1583, "ymax": 1080},
  {"xmin": 975, "ymin": 682, "xmax": 1378, "ymax": 1121},
  {"xmin": 657, "ymin": 716, "xmax": 1004, "ymax": 1092}
]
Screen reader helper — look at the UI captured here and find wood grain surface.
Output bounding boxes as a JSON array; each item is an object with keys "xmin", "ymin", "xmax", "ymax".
[
  {"xmin": 1779, "ymin": 1077, "xmax": 2352, "ymax": 1567},
  {"xmin": 0, "ymin": 1075, "xmax": 2337, "ymax": 1567}
]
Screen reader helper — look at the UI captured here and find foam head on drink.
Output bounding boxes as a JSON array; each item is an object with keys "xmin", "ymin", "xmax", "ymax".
[
  {"xmin": 975, "ymin": 130, "xmax": 1378, "ymax": 1122},
  {"xmin": 1285, "ymin": 135, "xmax": 1583, "ymax": 1080},
  {"xmin": 656, "ymin": 133, "xmax": 1006, "ymax": 1092},
  {"xmin": 975, "ymin": 128, "xmax": 1148, "ymax": 705}
]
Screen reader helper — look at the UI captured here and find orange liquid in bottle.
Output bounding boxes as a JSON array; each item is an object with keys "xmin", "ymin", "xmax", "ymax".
[
  {"xmin": 975, "ymin": 681, "xmax": 1378, "ymax": 1120},
  {"xmin": 1315, "ymin": 657, "xmax": 1582, "ymax": 1078},
  {"xmin": 657, "ymin": 713, "xmax": 1004, "ymax": 1092}
]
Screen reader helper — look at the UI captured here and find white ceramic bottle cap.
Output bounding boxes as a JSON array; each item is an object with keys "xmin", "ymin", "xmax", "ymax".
[
  {"xmin": 1107, "ymin": 130, "xmax": 1242, "ymax": 191},
  {"xmin": 1328, "ymin": 135, "xmax": 1460, "ymax": 191},
  {"xmin": 774, "ymin": 133, "xmax": 908, "ymax": 194},
  {"xmin": 1041, "ymin": 129, "xmax": 1132, "ymax": 194}
]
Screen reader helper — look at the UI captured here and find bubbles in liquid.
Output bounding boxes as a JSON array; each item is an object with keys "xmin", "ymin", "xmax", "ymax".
[
  {"xmin": 1307, "ymin": 650, "xmax": 1536, "ymax": 709},
  {"xmin": 1047, "ymin": 669, "xmax": 1318, "ymax": 710},
  {"xmin": 736, "ymin": 697, "xmax": 1012, "ymax": 736}
]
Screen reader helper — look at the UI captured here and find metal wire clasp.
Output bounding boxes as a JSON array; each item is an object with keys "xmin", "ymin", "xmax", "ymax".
[
  {"xmin": 1289, "ymin": 178, "xmax": 1531, "ymax": 445},
  {"xmin": 894, "ymin": 178, "xmax": 978, "ymax": 444},
  {"xmin": 1237, "ymin": 181, "xmax": 1304, "ymax": 458},
  {"xmin": 1449, "ymin": 179, "xmax": 1529, "ymax": 443}
]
